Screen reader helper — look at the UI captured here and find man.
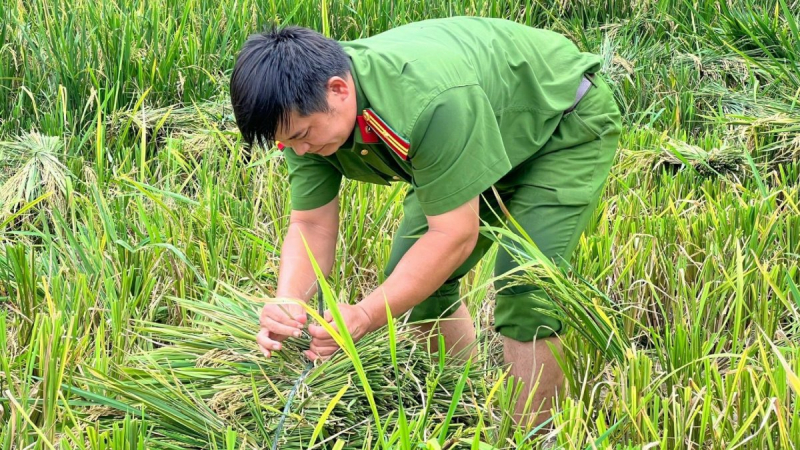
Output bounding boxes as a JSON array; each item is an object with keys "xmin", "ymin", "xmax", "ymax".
[{"xmin": 230, "ymin": 17, "xmax": 621, "ymax": 429}]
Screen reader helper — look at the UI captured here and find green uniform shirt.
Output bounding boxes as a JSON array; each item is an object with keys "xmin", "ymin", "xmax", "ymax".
[{"xmin": 284, "ymin": 17, "xmax": 603, "ymax": 216}]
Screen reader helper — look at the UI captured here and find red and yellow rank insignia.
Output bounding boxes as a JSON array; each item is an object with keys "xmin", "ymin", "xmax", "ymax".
[
  {"xmin": 356, "ymin": 115, "xmax": 380, "ymax": 144},
  {"xmin": 363, "ymin": 108, "xmax": 410, "ymax": 160}
]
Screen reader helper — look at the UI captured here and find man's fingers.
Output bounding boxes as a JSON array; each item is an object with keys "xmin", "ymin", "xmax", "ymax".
[
  {"xmin": 305, "ymin": 343, "xmax": 339, "ymax": 361},
  {"xmin": 323, "ymin": 310, "xmax": 333, "ymax": 322},
  {"xmin": 256, "ymin": 329, "xmax": 283, "ymax": 357},
  {"xmin": 260, "ymin": 316, "xmax": 303, "ymax": 338},
  {"xmin": 309, "ymin": 340, "xmax": 339, "ymax": 353},
  {"xmin": 309, "ymin": 334, "xmax": 340, "ymax": 356},
  {"xmin": 260, "ymin": 312, "xmax": 304, "ymax": 330},
  {"xmin": 305, "ymin": 349, "xmax": 333, "ymax": 361},
  {"xmin": 308, "ymin": 323, "xmax": 337, "ymax": 340}
]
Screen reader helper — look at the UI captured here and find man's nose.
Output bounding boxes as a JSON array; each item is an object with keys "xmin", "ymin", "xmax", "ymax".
[{"xmin": 294, "ymin": 142, "xmax": 311, "ymax": 155}]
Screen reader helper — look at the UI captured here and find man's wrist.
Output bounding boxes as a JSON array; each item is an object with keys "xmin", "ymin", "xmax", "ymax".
[{"xmin": 355, "ymin": 302, "xmax": 378, "ymax": 333}]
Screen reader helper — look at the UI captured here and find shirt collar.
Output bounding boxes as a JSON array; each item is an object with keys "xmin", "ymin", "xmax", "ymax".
[{"xmin": 349, "ymin": 58, "xmax": 373, "ymax": 146}]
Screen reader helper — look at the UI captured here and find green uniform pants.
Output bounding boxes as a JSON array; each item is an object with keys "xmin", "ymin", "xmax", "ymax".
[{"xmin": 384, "ymin": 75, "xmax": 622, "ymax": 342}]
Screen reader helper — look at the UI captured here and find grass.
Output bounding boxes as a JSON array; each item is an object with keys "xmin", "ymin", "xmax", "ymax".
[{"xmin": 1, "ymin": 0, "xmax": 799, "ymax": 448}]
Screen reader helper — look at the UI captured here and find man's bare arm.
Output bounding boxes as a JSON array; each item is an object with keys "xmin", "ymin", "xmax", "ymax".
[
  {"xmin": 275, "ymin": 195, "xmax": 340, "ymax": 302},
  {"xmin": 357, "ymin": 196, "xmax": 480, "ymax": 331},
  {"xmin": 256, "ymin": 196, "xmax": 339, "ymax": 355}
]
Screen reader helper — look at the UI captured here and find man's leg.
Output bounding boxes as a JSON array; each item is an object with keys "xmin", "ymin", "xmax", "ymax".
[
  {"xmin": 493, "ymin": 194, "xmax": 595, "ymax": 430},
  {"xmin": 495, "ymin": 201, "xmax": 596, "ymax": 431},
  {"xmin": 504, "ymin": 335, "xmax": 564, "ymax": 428},
  {"xmin": 495, "ymin": 186, "xmax": 611, "ymax": 431},
  {"xmin": 410, "ymin": 301, "xmax": 477, "ymax": 362},
  {"xmin": 493, "ymin": 74, "xmax": 622, "ymax": 430}
]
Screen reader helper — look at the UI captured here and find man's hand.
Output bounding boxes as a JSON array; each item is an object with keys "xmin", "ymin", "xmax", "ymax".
[
  {"xmin": 256, "ymin": 299, "xmax": 308, "ymax": 358},
  {"xmin": 305, "ymin": 303, "xmax": 372, "ymax": 361}
]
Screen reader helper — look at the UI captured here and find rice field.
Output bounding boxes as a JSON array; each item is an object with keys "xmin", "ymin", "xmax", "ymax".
[{"xmin": 1, "ymin": 0, "xmax": 799, "ymax": 448}]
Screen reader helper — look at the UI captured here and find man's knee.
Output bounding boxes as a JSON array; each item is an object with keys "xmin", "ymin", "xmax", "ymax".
[
  {"xmin": 494, "ymin": 289, "xmax": 564, "ymax": 342},
  {"xmin": 407, "ymin": 281, "xmax": 462, "ymax": 323}
]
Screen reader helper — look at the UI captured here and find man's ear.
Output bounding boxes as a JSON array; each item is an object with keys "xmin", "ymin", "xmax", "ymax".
[{"xmin": 328, "ymin": 76, "xmax": 350, "ymax": 97}]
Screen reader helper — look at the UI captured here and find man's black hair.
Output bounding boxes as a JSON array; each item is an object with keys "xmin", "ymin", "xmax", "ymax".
[{"xmin": 230, "ymin": 26, "xmax": 351, "ymax": 149}]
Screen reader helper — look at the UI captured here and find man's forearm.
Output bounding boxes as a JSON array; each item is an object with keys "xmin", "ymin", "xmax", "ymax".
[
  {"xmin": 275, "ymin": 222, "xmax": 337, "ymax": 302},
  {"xmin": 358, "ymin": 230, "xmax": 476, "ymax": 332}
]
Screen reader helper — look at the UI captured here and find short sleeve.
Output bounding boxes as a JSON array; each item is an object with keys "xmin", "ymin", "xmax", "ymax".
[
  {"xmin": 409, "ymin": 85, "xmax": 512, "ymax": 216},
  {"xmin": 283, "ymin": 149, "xmax": 343, "ymax": 211}
]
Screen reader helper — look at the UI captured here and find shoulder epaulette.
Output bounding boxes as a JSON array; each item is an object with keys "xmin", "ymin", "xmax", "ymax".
[{"xmin": 363, "ymin": 108, "xmax": 410, "ymax": 160}]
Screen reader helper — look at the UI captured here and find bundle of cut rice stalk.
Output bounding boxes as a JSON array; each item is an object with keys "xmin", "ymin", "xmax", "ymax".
[
  {"xmin": 719, "ymin": 113, "xmax": 800, "ymax": 164},
  {"xmin": 71, "ymin": 292, "xmax": 486, "ymax": 449},
  {"xmin": 656, "ymin": 137, "xmax": 745, "ymax": 176},
  {"xmin": 110, "ymin": 99, "xmax": 235, "ymax": 135},
  {"xmin": 0, "ymin": 132, "xmax": 69, "ymax": 220},
  {"xmin": 107, "ymin": 99, "xmax": 237, "ymax": 156}
]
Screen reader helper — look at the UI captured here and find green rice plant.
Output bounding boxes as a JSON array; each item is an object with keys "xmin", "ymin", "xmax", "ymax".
[{"xmin": 483, "ymin": 224, "xmax": 631, "ymax": 365}]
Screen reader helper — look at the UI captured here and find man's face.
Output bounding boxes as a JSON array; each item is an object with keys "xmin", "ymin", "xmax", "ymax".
[{"xmin": 276, "ymin": 75, "xmax": 357, "ymax": 157}]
